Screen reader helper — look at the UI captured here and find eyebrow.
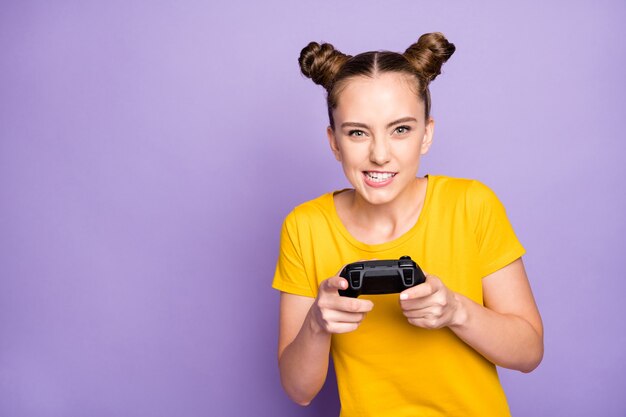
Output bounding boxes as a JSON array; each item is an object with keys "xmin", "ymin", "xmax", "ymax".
[{"xmin": 340, "ymin": 117, "xmax": 418, "ymax": 130}]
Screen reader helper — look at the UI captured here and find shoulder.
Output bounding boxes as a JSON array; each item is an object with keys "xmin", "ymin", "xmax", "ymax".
[
  {"xmin": 282, "ymin": 190, "xmax": 342, "ymax": 229},
  {"xmin": 427, "ymin": 176, "xmax": 509, "ymax": 227},
  {"xmin": 429, "ymin": 175, "xmax": 499, "ymax": 205}
]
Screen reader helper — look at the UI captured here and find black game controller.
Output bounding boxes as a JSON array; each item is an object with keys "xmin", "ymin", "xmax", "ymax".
[{"xmin": 338, "ymin": 256, "xmax": 426, "ymax": 298}]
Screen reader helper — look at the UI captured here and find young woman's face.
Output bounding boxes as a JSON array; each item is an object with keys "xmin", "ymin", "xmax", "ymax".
[{"xmin": 327, "ymin": 72, "xmax": 433, "ymax": 206}]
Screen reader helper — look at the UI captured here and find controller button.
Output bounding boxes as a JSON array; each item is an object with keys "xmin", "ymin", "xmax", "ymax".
[
  {"xmin": 403, "ymin": 269, "xmax": 414, "ymax": 285},
  {"xmin": 352, "ymin": 263, "xmax": 364, "ymax": 270},
  {"xmin": 349, "ymin": 271, "xmax": 361, "ymax": 288}
]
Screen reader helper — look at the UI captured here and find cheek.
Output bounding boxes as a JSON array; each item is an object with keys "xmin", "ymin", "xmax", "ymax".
[
  {"xmin": 338, "ymin": 143, "xmax": 368, "ymax": 167},
  {"xmin": 395, "ymin": 140, "xmax": 423, "ymax": 161},
  {"xmin": 341, "ymin": 155, "xmax": 364, "ymax": 175}
]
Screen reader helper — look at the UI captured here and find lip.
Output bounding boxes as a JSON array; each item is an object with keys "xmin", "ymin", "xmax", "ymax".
[{"xmin": 362, "ymin": 171, "xmax": 396, "ymax": 188}]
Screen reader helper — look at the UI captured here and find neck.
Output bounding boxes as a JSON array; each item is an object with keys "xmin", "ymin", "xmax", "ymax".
[{"xmin": 347, "ymin": 177, "xmax": 427, "ymax": 242}]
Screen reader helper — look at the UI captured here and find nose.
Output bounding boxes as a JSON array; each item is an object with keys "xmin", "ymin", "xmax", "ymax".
[{"xmin": 369, "ymin": 137, "xmax": 391, "ymax": 166}]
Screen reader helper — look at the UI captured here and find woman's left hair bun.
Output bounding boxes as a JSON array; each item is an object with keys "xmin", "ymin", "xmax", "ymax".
[{"xmin": 298, "ymin": 42, "xmax": 350, "ymax": 91}]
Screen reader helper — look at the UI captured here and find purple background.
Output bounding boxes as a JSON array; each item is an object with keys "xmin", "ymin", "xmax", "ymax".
[{"xmin": 1, "ymin": 1, "xmax": 625, "ymax": 416}]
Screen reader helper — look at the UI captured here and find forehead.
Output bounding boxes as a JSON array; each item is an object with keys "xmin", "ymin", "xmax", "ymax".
[{"xmin": 333, "ymin": 72, "xmax": 425, "ymax": 123}]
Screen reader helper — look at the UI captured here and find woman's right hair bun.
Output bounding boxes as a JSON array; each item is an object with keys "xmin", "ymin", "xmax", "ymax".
[
  {"xmin": 298, "ymin": 42, "xmax": 351, "ymax": 91},
  {"xmin": 404, "ymin": 32, "xmax": 456, "ymax": 84}
]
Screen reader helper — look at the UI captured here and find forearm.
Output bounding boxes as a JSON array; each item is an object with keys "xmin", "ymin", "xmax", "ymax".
[
  {"xmin": 449, "ymin": 293, "xmax": 543, "ymax": 373},
  {"xmin": 278, "ymin": 310, "xmax": 332, "ymax": 406}
]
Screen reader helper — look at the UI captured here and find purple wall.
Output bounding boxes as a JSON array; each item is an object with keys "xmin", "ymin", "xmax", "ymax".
[{"xmin": 1, "ymin": 1, "xmax": 625, "ymax": 416}]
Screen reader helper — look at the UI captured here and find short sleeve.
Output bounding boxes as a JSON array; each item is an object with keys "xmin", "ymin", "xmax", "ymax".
[
  {"xmin": 272, "ymin": 210, "xmax": 315, "ymax": 297},
  {"xmin": 469, "ymin": 181, "xmax": 526, "ymax": 278}
]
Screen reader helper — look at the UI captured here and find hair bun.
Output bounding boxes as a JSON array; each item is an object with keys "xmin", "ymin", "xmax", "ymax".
[
  {"xmin": 404, "ymin": 32, "xmax": 455, "ymax": 85},
  {"xmin": 298, "ymin": 42, "xmax": 351, "ymax": 90}
]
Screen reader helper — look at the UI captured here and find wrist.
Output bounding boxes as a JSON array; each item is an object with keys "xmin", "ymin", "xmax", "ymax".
[
  {"xmin": 449, "ymin": 292, "xmax": 469, "ymax": 329},
  {"xmin": 306, "ymin": 306, "xmax": 330, "ymax": 337}
]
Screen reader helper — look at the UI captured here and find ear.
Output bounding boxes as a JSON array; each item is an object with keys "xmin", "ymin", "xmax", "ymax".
[
  {"xmin": 327, "ymin": 126, "xmax": 342, "ymax": 161},
  {"xmin": 420, "ymin": 117, "xmax": 435, "ymax": 155}
]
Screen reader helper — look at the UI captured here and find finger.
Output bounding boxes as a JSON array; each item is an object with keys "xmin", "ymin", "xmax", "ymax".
[
  {"xmin": 322, "ymin": 276, "xmax": 348, "ymax": 293},
  {"xmin": 317, "ymin": 294, "xmax": 373, "ymax": 312},
  {"xmin": 326, "ymin": 322, "xmax": 360, "ymax": 334},
  {"xmin": 400, "ymin": 281, "xmax": 434, "ymax": 300},
  {"xmin": 401, "ymin": 305, "xmax": 444, "ymax": 319},
  {"xmin": 323, "ymin": 309, "xmax": 368, "ymax": 324},
  {"xmin": 400, "ymin": 298, "xmax": 433, "ymax": 313},
  {"xmin": 407, "ymin": 317, "xmax": 443, "ymax": 330},
  {"xmin": 334, "ymin": 296, "xmax": 374, "ymax": 313}
]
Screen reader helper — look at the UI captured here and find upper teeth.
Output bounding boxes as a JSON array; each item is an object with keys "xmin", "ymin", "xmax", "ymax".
[{"xmin": 366, "ymin": 172, "xmax": 395, "ymax": 182}]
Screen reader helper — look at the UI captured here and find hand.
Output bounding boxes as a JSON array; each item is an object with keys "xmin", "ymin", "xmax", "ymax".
[
  {"xmin": 310, "ymin": 275, "xmax": 374, "ymax": 334},
  {"xmin": 399, "ymin": 275, "xmax": 465, "ymax": 329}
]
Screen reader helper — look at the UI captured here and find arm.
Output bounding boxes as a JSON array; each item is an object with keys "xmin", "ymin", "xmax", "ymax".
[
  {"xmin": 399, "ymin": 258, "xmax": 543, "ymax": 372},
  {"xmin": 278, "ymin": 277, "xmax": 373, "ymax": 406}
]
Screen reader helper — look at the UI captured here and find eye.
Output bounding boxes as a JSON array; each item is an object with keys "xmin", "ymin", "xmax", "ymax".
[
  {"xmin": 348, "ymin": 129, "xmax": 367, "ymax": 137},
  {"xmin": 394, "ymin": 125, "xmax": 412, "ymax": 135}
]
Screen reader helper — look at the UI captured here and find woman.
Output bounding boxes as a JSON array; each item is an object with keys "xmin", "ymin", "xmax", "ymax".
[{"xmin": 272, "ymin": 32, "xmax": 543, "ymax": 416}]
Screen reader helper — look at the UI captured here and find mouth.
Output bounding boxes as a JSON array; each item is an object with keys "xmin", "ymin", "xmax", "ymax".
[{"xmin": 362, "ymin": 171, "xmax": 397, "ymax": 187}]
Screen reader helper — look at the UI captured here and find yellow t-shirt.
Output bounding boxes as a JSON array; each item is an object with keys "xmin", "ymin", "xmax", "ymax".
[{"xmin": 272, "ymin": 175, "xmax": 525, "ymax": 417}]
